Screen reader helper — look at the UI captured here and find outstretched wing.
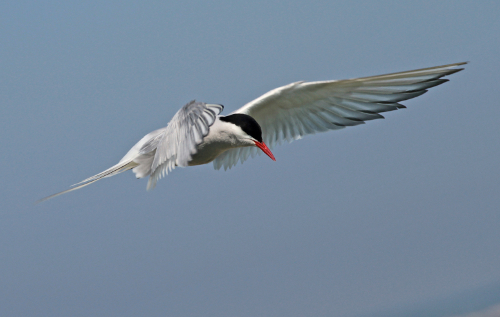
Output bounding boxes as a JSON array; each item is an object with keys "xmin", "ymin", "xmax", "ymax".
[
  {"xmin": 213, "ymin": 62, "xmax": 466, "ymax": 170},
  {"xmin": 146, "ymin": 101, "xmax": 224, "ymax": 189}
]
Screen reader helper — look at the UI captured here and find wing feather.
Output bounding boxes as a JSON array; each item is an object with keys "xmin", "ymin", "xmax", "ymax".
[
  {"xmin": 39, "ymin": 102, "xmax": 224, "ymax": 201},
  {"xmin": 147, "ymin": 101, "xmax": 223, "ymax": 189},
  {"xmin": 213, "ymin": 62, "xmax": 466, "ymax": 170}
]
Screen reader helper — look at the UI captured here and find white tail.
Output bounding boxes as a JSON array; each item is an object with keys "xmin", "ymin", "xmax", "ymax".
[{"xmin": 36, "ymin": 160, "xmax": 138, "ymax": 203}]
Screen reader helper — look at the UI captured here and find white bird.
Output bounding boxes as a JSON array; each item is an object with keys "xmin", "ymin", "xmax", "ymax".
[{"xmin": 39, "ymin": 62, "xmax": 466, "ymax": 202}]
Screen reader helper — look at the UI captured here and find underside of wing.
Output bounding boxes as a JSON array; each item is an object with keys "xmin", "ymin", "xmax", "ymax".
[
  {"xmin": 38, "ymin": 101, "xmax": 224, "ymax": 201},
  {"xmin": 214, "ymin": 62, "xmax": 466, "ymax": 170},
  {"xmin": 146, "ymin": 101, "xmax": 224, "ymax": 189},
  {"xmin": 213, "ymin": 146, "xmax": 260, "ymax": 171}
]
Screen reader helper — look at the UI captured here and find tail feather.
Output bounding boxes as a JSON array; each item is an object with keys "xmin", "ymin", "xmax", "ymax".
[
  {"xmin": 71, "ymin": 160, "xmax": 138, "ymax": 187},
  {"xmin": 37, "ymin": 160, "xmax": 138, "ymax": 203}
]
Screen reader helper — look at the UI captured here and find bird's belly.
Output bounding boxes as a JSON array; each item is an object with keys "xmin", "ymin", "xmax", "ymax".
[{"xmin": 188, "ymin": 140, "xmax": 232, "ymax": 166}]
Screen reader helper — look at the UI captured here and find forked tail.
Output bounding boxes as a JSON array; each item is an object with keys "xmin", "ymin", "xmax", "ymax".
[{"xmin": 36, "ymin": 160, "xmax": 138, "ymax": 203}]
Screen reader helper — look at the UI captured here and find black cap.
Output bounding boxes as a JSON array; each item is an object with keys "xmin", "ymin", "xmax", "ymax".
[{"xmin": 219, "ymin": 114, "xmax": 263, "ymax": 143}]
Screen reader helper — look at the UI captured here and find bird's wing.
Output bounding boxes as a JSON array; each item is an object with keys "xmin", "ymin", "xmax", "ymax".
[
  {"xmin": 146, "ymin": 101, "xmax": 224, "ymax": 189},
  {"xmin": 37, "ymin": 101, "xmax": 223, "ymax": 202},
  {"xmin": 213, "ymin": 62, "xmax": 466, "ymax": 170}
]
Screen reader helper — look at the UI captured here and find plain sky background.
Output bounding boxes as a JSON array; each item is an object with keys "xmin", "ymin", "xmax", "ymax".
[{"xmin": 1, "ymin": 1, "xmax": 499, "ymax": 316}]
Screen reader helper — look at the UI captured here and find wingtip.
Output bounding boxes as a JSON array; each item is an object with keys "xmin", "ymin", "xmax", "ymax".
[
  {"xmin": 444, "ymin": 61, "xmax": 468, "ymax": 73},
  {"xmin": 444, "ymin": 61, "xmax": 468, "ymax": 68}
]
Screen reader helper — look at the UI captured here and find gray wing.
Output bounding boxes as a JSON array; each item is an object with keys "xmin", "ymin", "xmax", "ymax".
[
  {"xmin": 75, "ymin": 100, "xmax": 224, "ymax": 190},
  {"xmin": 213, "ymin": 62, "xmax": 466, "ymax": 170},
  {"xmin": 37, "ymin": 101, "xmax": 224, "ymax": 202},
  {"xmin": 146, "ymin": 100, "xmax": 223, "ymax": 189}
]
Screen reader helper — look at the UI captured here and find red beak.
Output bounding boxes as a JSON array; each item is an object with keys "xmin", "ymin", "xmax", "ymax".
[{"xmin": 254, "ymin": 141, "xmax": 276, "ymax": 161}]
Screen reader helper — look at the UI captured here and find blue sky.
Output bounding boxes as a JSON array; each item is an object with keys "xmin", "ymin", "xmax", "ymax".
[{"xmin": 1, "ymin": 1, "xmax": 499, "ymax": 316}]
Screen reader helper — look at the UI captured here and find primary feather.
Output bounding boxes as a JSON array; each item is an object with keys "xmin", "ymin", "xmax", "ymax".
[{"xmin": 213, "ymin": 62, "xmax": 466, "ymax": 170}]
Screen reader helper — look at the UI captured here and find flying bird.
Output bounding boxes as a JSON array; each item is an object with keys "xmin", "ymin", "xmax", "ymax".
[{"xmin": 39, "ymin": 62, "xmax": 466, "ymax": 202}]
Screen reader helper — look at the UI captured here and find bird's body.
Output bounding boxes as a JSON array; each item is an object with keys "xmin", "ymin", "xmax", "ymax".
[{"xmin": 39, "ymin": 62, "xmax": 466, "ymax": 202}]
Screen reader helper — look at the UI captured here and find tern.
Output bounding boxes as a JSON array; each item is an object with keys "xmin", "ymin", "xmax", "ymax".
[{"xmin": 39, "ymin": 62, "xmax": 466, "ymax": 202}]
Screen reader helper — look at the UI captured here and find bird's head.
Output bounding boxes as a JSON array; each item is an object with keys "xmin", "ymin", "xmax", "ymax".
[{"xmin": 220, "ymin": 114, "xmax": 276, "ymax": 161}]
